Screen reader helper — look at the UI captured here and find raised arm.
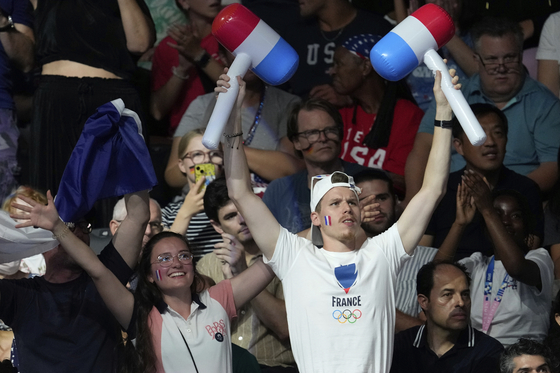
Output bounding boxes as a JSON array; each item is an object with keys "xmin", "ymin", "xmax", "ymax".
[
  {"xmin": 0, "ymin": 4, "xmax": 34, "ymax": 73},
  {"xmin": 397, "ymin": 70, "xmax": 455, "ymax": 254},
  {"xmin": 433, "ymin": 180, "xmax": 476, "ymax": 261},
  {"xmin": 219, "ymin": 73, "xmax": 281, "ymax": 260},
  {"xmin": 112, "ymin": 190, "xmax": 150, "ymax": 268},
  {"xmin": 117, "ymin": 0, "xmax": 155, "ymax": 54},
  {"xmin": 463, "ymin": 171, "xmax": 543, "ymax": 290},
  {"xmin": 11, "ymin": 192, "xmax": 135, "ymax": 329}
]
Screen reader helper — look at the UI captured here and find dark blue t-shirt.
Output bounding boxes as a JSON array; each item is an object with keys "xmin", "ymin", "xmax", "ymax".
[{"xmin": 0, "ymin": 242, "xmax": 133, "ymax": 373}]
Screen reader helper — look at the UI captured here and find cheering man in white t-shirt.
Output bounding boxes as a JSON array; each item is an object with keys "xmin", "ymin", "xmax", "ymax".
[{"xmin": 216, "ymin": 67, "xmax": 460, "ymax": 373}]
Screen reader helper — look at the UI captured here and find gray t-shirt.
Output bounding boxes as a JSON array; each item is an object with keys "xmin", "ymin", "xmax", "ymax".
[{"xmin": 174, "ymin": 86, "xmax": 300, "ymax": 151}]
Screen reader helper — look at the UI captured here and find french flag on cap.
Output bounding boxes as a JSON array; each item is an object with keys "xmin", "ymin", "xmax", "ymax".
[
  {"xmin": 370, "ymin": 4, "xmax": 455, "ymax": 81},
  {"xmin": 212, "ymin": 4, "xmax": 298, "ymax": 85}
]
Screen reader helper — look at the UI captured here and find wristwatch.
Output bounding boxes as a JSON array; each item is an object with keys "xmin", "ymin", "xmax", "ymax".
[{"xmin": 0, "ymin": 15, "xmax": 14, "ymax": 32}]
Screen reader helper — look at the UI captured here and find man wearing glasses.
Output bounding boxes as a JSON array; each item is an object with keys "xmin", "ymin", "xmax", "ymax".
[
  {"xmin": 110, "ymin": 196, "xmax": 163, "ymax": 248},
  {"xmin": 262, "ymin": 98, "xmax": 369, "ymax": 234},
  {"xmin": 405, "ymin": 16, "xmax": 560, "ymax": 205}
]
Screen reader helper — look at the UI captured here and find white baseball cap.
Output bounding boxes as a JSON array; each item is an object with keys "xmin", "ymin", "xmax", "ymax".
[{"xmin": 310, "ymin": 171, "xmax": 361, "ymax": 246}]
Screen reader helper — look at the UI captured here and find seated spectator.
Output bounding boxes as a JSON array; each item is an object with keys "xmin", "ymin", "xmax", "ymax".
[
  {"xmin": 110, "ymin": 196, "xmax": 163, "ymax": 249},
  {"xmin": 499, "ymin": 338, "xmax": 559, "ymax": 373},
  {"xmin": 537, "ymin": 11, "xmax": 560, "ymax": 97},
  {"xmin": 394, "ymin": 0, "xmax": 478, "ymax": 112},
  {"xmin": 150, "ymin": 0, "xmax": 224, "ymax": 134},
  {"xmin": 333, "ymin": 34, "xmax": 423, "ymax": 195},
  {"xmin": 249, "ymin": 0, "xmax": 391, "ymax": 105},
  {"xmin": 161, "ymin": 128, "xmax": 222, "ymax": 260},
  {"xmin": 262, "ymin": 97, "xmax": 369, "ymax": 234},
  {"xmin": 16, "ymin": 194, "xmax": 274, "ymax": 373},
  {"xmin": 354, "ymin": 169, "xmax": 437, "ymax": 331},
  {"xmin": 544, "ymin": 290, "xmax": 560, "ymax": 358},
  {"xmin": 165, "ymin": 58, "xmax": 303, "ymax": 191},
  {"xmin": 435, "ymin": 181, "xmax": 554, "ymax": 346},
  {"xmin": 405, "ymin": 16, "xmax": 560, "ymax": 204},
  {"xmin": 391, "ymin": 261, "xmax": 503, "ymax": 373},
  {"xmin": 543, "ymin": 149, "xmax": 560, "ymax": 283},
  {"xmin": 196, "ymin": 177, "xmax": 296, "ymax": 371},
  {"xmin": 421, "ymin": 104, "xmax": 543, "ymax": 259}
]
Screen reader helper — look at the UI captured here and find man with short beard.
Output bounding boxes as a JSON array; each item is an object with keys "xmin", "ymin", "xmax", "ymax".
[
  {"xmin": 390, "ymin": 261, "xmax": 503, "ymax": 373},
  {"xmin": 354, "ymin": 169, "xmax": 438, "ymax": 332}
]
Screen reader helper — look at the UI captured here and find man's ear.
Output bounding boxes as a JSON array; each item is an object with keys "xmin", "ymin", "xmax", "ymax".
[
  {"xmin": 109, "ymin": 220, "xmax": 119, "ymax": 236},
  {"xmin": 210, "ymin": 219, "xmax": 224, "ymax": 234},
  {"xmin": 453, "ymin": 138, "xmax": 464, "ymax": 156},
  {"xmin": 417, "ymin": 294, "xmax": 429, "ymax": 313},
  {"xmin": 310, "ymin": 211, "xmax": 321, "ymax": 227}
]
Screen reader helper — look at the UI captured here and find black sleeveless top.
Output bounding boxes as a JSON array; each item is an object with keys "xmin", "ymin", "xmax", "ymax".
[{"xmin": 35, "ymin": 0, "xmax": 151, "ymax": 79}]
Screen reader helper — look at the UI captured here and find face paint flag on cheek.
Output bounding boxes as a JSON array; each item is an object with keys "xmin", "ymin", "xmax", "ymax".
[
  {"xmin": 156, "ymin": 269, "xmax": 162, "ymax": 281},
  {"xmin": 324, "ymin": 216, "xmax": 332, "ymax": 226}
]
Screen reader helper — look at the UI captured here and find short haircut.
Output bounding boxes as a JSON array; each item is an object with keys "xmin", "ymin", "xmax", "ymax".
[
  {"xmin": 353, "ymin": 169, "xmax": 395, "ymax": 198},
  {"xmin": 112, "ymin": 197, "xmax": 127, "ymax": 221},
  {"xmin": 471, "ymin": 16, "xmax": 524, "ymax": 54},
  {"xmin": 203, "ymin": 176, "xmax": 230, "ymax": 223},
  {"xmin": 500, "ymin": 339, "xmax": 559, "ymax": 373},
  {"xmin": 492, "ymin": 189, "xmax": 536, "ymax": 243},
  {"xmin": 287, "ymin": 98, "xmax": 343, "ymax": 157},
  {"xmin": 113, "ymin": 198, "xmax": 161, "ymax": 222},
  {"xmin": 416, "ymin": 260, "xmax": 471, "ymax": 299},
  {"xmin": 452, "ymin": 103, "xmax": 508, "ymax": 140}
]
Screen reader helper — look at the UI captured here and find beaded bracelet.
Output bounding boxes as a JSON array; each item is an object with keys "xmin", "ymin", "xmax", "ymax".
[
  {"xmin": 224, "ymin": 132, "xmax": 243, "ymax": 149},
  {"xmin": 52, "ymin": 225, "xmax": 71, "ymax": 241}
]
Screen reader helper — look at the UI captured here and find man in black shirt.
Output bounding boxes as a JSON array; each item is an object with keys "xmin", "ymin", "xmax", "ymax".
[{"xmin": 391, "ymin": 261, "xmax": 503, "ymax": 373}]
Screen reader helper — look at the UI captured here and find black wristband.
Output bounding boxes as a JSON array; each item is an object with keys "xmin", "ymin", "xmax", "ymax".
[
  {"xmin": 194, "ymin": 52, "xmax": 211, "ymax": 68},
  {"xmin": 434, "ymin": 119, "xmax": 453, "ymax": 129}
]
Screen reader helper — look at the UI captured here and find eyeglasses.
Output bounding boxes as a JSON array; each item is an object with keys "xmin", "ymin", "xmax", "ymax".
[
  {"xmin": 181, "ymin": 150, "xmax": 223, "ymax": 165},
  {"xmin": 114, "ymin": 220, "xmax": 163, "ymax": 233},
  {"xmin": 66, "ymin": 221, "xmax": 92, "ymax": 235},
  {"xmin": 296, "ymin": 126, "xmax": 340, "ymax": 143},
  {"xmin": 476, "ymin": 53, "xmax": 521, "ymax": 74},
  {"xmin": 152, "ymin": 250, "xmax": 194, "ymax": 267}
]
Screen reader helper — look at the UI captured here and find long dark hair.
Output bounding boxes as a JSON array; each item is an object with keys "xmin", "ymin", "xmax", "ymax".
[
  {"xmin": 122, "ymin": 232, "xmax": 205, "ymax": 373},
  {"xmin": 362, "ymin": 79, "xmax": 417, "ymax": 149}
]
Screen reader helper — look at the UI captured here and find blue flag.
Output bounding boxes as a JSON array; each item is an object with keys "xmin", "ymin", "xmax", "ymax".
[{"xmin": 55, "ymin": 99, "xmax": 157, "ymax": 222}]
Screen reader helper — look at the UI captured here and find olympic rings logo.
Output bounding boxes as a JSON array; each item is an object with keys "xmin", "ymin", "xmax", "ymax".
[{"xmin": 332, "ymin": 309, "xmax": 362, "ymax": 324}]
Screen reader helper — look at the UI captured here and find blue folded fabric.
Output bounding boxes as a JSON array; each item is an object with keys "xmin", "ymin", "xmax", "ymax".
[{"xmin": 55, "ymin": 99, "xmax": 157, "ymax": 222}]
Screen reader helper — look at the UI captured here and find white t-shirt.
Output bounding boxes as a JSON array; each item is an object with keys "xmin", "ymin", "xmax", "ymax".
[
  {"xmin": 537, "ymin": 11, "xmax": 560, "ymax": 95},
  {"xmin": 265, "ymin": 224, "xmax": 409, "ymax": 373},
  {"xmin": 459, "ymin": 249, "xmax": 554, "ymax": 346}
]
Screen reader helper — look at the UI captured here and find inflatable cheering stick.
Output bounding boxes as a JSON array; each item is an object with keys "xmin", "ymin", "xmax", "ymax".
[
  {"xmin": 370, "ymin": 4, "xmax": 486, "ymax": 146},
  {"xmin": 202, "ymin": 4, "xmax": 299, "ymax": 149}
]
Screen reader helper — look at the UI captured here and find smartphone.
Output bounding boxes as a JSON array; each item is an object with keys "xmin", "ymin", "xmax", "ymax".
[{"xmin": 194, "ymin": 163, "xmax": 217, "ymax": 190}]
